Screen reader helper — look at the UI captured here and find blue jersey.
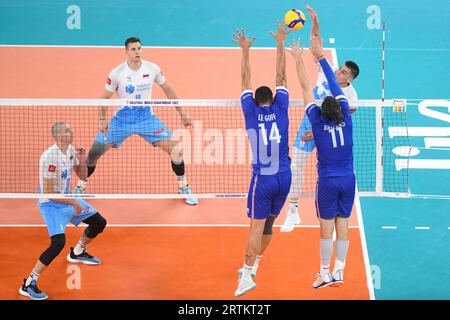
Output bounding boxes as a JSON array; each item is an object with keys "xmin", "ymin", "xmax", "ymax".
[
  {"xmin": 241, "ymin": 86, "xmax": 291, "ymax": 175},
  {"xmin": 306, "ymin": 96, "xmax": 353, "ymax": 177}
]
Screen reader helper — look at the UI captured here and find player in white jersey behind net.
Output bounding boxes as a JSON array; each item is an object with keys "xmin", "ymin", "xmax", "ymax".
[
  {"xmin": 19, "ymin": 122, "xmax": 107, "ymax": 300},
  {"xmin": 74, "ymin": 37, "xmax": 198, "ymax": 205},
  {"xmin": 281, "ymin": 5, "xmax": 359, "ymax": 232}
]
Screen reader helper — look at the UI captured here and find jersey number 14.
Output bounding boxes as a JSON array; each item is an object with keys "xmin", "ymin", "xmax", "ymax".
[{"xmin": 258, "ymin": 123, "xmax": 281, "ymax": 145}]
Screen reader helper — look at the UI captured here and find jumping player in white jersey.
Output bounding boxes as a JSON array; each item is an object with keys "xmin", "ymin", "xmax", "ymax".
[
  {"xmin": 289, "ymin": 35, "xmax": 356, "ymax": 288},
  {"xmin": 281, "ymin": 5, "xmax": 359, "ymax": 232},
  {"xmin": 19, "ymin": 123, "xmax": 107, "ymax": 300},
  {"xmin": 74, "ymin": 37, "xmax": 198, "ymax": 205}
]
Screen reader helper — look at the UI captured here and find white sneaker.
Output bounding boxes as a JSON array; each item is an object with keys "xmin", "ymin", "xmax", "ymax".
[
  {"xmin": 234, "ymin": 277, "xmax": 256, "ymax": 297},
  {"xmin": 280, "ymin": 211, "xmax": 301, "ymax": 232},
  {"xmin": 312, "ymin": 272, "xmax": 333, "ymax": 289},
  {"xmin": 331, "ymin": 269, "xmax": 344, "ymax": 287}
]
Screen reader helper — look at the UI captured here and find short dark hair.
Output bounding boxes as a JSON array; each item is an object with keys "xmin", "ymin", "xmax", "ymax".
[
  {"xmin": 344, "ymin": 61, "xmax": 359, "ymax": 80},
  {"xmin": 255, "ymin": 86, "xmax": 273, "ymax": 106},
  {"xmin": 125, "ymin": 37, "xmax": 141, "ymax": 48},
  {"xmin": 322, "ymin": 96, "xmax": 344, "ymax": 124}
]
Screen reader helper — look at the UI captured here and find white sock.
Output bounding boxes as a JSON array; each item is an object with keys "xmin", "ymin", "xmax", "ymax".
[
  {"xmin": 254, "ymin": 255, "xmax": 262, "ymax": 268},
  {"xmin": 333, "ymin": 259, "xmax": 346, "ymax": 273},
  {"xmin": 26, "ymin": 270, "xmax": 40, "ymax": 286},
  {"xmin": 320, "ymin": 264, "xmax": 330, "ymax": 276},
  {"xmin": 177, "ymin": 175, "xmax": 188, "ymax": 189},
  {"xmin": 77, "ymin": 179, "xmax": 88, "ymax": 188},
  {"xmin": 241, "ymin": 263, "xmax": 253, "ymax": 279},
  {"xmin": 289, "ymin": 201, "xmax": 298, "ymax": 215},
  {"xmin": 73, "ymin": 239, "xmax": 86, "ymax": 255}
]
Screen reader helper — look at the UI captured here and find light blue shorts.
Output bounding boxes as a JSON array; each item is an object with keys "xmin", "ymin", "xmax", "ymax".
[
  {"xmin": 38, "ymin": 199, "xmax": 97, "ymax": 237},
  {"xmin": 95, "ymin": 107, "xmax": 173, "ymax": 148}
]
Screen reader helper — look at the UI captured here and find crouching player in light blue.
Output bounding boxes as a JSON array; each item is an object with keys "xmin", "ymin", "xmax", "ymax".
[{"xmin": 19, "ymin": 122, "xmax": 107, "ymax": 300}]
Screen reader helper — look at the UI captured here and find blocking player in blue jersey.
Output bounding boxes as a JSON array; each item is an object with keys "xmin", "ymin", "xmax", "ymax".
[
  {"xmin": 281, "ymin": 5, "xmax": 359, "ymax": 233},
  {"xmin": 232, "ymin": 22, "xmax": 292, "ymax": 297},
  {"xmin": 288, "ymin": 36, "xmax": 356, "ymax": 289}
]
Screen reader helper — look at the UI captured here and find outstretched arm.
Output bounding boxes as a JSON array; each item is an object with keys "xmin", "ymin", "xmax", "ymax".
[
  {"xmin": 306, "ymin": 5, "xmax": 321, "ymax": 39},
  {"xmin": 232, "ymin": 28, "xmax": 256, "ymax": 91},
  {"xmin": 288, "ymin": 38, "xmax": 313, "ymax": 105},
  {"xmin": 160, "ymin": 81, "xmax": 192, "ymax": 128},
  {"xmin": 270, "ymin": 20, "xmax": 290, "ymax": 87},
  {"xmin": 310, "ymin": 36, "xmax": 344, "ymax": 97}
]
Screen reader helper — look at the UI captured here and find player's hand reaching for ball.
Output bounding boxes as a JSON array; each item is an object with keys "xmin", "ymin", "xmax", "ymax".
[
  {"xmin": 232, "ymin": 28, "xmax": 256, "ymax": 50},
  {"xmin": 287, "ymin": 38, "xmax": 304, "ymax": 60},
  {"xmin": 270, "ymin": 20, "xmax": 290, "ymax": 43}
]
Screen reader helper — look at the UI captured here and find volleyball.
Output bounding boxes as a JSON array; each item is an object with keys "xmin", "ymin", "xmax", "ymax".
[{"xmin": 284, "ymin": 9, "xmax": 306, "ymax": 30}]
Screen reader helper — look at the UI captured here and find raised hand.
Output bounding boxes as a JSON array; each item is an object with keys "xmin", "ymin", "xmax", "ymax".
[
  {"xmin": 232, "ymin": 28, "xmax": 256, "ymax": 50},
  {"xmin": 310, "ymin": 35, "xmax": 324, "ymax": 59},
  {"xmin": 269, "ymin": 20, "xmax": 290, "ymax": 43},
  {"xmin": 287, "ymin": 38, "xmax": 304, "ymax": 60},
  {"xmin": 305, "ymin": 5, "xmax": 318, "ymax": 23}
]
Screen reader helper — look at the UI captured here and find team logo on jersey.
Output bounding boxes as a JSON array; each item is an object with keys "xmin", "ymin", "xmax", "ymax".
[
  {"xmin": 48, "ymin": 165, "xmax": 56, "ymax": 172},
  {"xmin": 106, "ymin": 77, "xmax": 112, "ymax": 85},
  {"xmin": 153, "ymin": 128, "xmax": 165, "ymax": 135},
  {"xmin": 125, "ymin": 84, "xmax": 135, "ymax": 94},
  {"xmin": 143, "ymin": 74, "xmax": 149, "ymax": 78}
]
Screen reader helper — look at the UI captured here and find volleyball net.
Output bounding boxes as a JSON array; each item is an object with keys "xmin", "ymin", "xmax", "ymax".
[{"xmin": 0, "ymin": 98, "xmax": 412, "ymax": 199}]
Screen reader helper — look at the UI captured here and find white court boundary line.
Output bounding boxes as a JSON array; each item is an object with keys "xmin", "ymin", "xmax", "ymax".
[
  {"xmin": 331, "ymin": 48, "xmax": 375, "ymax": 300},
  {"xmin": 0, "ymin": 224, "xmax": 361, "ymax": 228}
]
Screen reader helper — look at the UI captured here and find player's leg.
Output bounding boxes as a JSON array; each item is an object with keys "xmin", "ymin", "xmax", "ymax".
[
  {"xmin": 281, "ymin": 147, "xmax": 308, "ymax": 232},
  {"xmin": 67, "ymin": 200, "xmax": 106, "ymax": 265},
  {"xmin": 331, "ymin": 174, "xmax": 355, "ymax": 286},
  {"xmin": 235, "ymin": 217, "xmax": 265, "ymax": 297},
  {"xmin": 239, "ymin": 214, "xmax": 276, "ymax": 278},
  {"xmin": 252, "ymin": 170, "xmax": 291, "ymax": 273},
  {"xmin": 139, "ymin": 115, "xmax": 198, "ymax": 205},
  {"xmin": 74, "ymin": 114, "xmax": 129, "ymax": 193},
  {"xmin": 235, "ymin": 175, "xmax": 271, "ymax": 296},
  {"xmin": 154, "ymin": 138, "xmax": 198, "ymax": 205},
  {"xmin": 313, "ymin": 177, "xmax": 338, "ymax": 289},
  {"xmin": 20, "ymin": 203, "xmax": 72, "ymax": 300}
]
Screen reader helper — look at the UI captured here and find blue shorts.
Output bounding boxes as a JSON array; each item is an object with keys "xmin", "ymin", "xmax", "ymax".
[
  {"xmin": 247, "ymin": 170, "xmax": 292, "ymax": 220},
  {"xmin": 293, "ymin": 116, "xmax": 316, "ymax": 152},
  {"xmin": 315, "ymin": 174, "xmax": 356, "ymax": 220},
  {"xmin": 95, "ymin": 107, "xmax": 173, "ymax": 148},
  {"xmin": 38, "ymin": 199, "xmax": 97, "ymax": 237}
]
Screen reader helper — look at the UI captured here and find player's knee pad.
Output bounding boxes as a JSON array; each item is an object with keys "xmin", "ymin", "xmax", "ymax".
[
  {"xmin": 83, "ymin": 213, "xmax": 107, "ymax": 239},
  {"xmin": 87, "ymin": 142, "xmax": 109, "ymax": 166},
  {"xmin": 263, "ymin": 215, "xmax": 276, "ymax": 235},
  {"xmin": 39, "ymin": 234, "xmax": 66, "ymax": 266},
  {"xmin": 171, "ymin": 160, "xmax": 185, "ymax": 176}
]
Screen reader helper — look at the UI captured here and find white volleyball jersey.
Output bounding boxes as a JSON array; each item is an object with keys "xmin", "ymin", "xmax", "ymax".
[
  {"xmin": 313, "ymin": 60, "xmax": 358, "ymax": 101},
  {"xmin": 105, "ymin": 59, "xmax": 166, "ymax": 113},
  {"xmin": 39, "ymin": 144, "xmax": 79, "ymax": 203}
]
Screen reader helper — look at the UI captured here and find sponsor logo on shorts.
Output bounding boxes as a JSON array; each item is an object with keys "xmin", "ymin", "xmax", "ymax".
[
  {"xmin": 143, "ymin": 74, "xmax": 149, "ymax": 78},
  {"xmin": 48, "ymin": 165, "xmax": 56, "ymax": 172},
  {"xmin": 106, "ymin": 77, "xmax": 111, "ymax": 85},
  {"xmin": 153, "ymin": 128, "xmax": 164, "ymax": 134}
]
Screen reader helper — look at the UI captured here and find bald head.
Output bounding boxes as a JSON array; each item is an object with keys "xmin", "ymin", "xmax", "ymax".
[{"xmin": 51, "ymin": 122, "xmax": 73, "ymax": 144}]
